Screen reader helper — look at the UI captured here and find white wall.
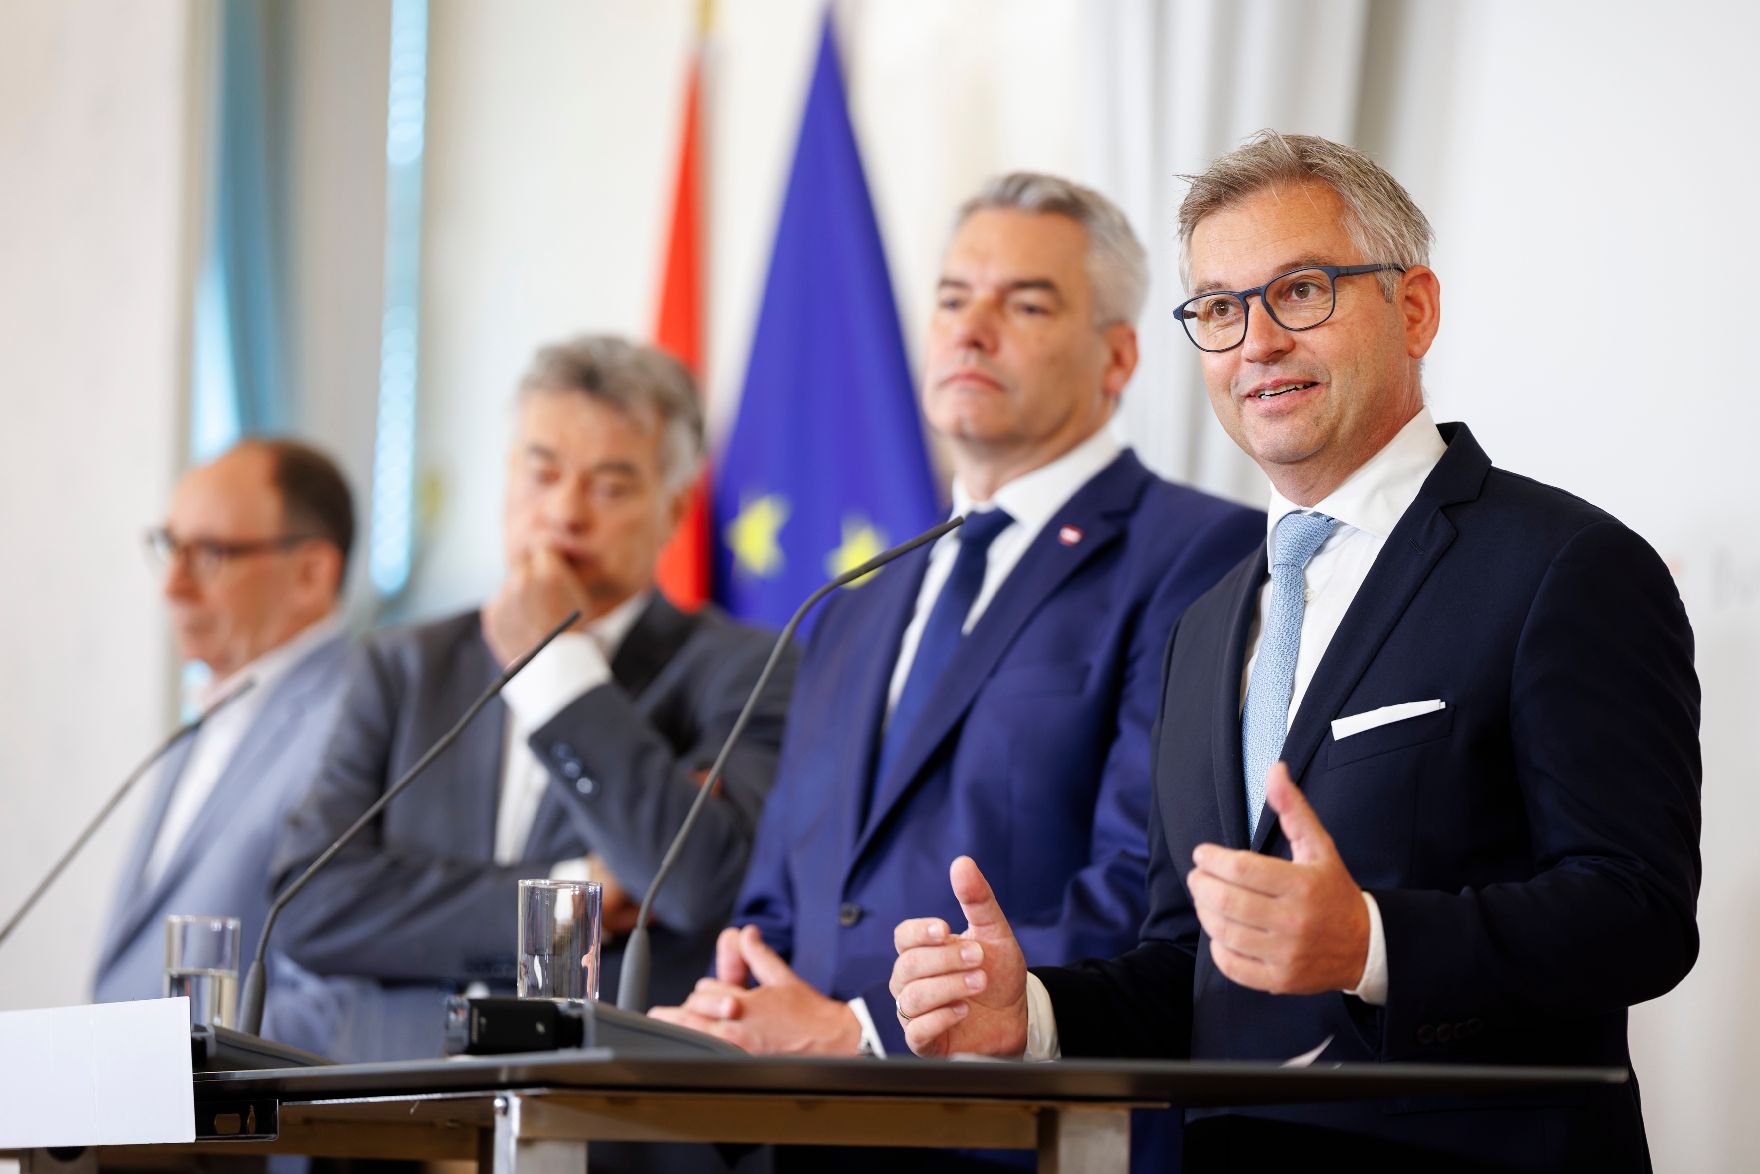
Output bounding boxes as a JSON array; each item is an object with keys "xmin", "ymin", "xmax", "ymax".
[
  {"xmin": 0, "ymin": 0, "xmax": 200, "ymax": 1010},
  {"xmin": 1399, "ymin": 6, "xmax": 1760, "ymax": 1168}
]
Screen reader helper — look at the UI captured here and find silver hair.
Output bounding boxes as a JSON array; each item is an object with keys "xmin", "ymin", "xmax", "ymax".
[
  {"xmin": 1177, "ymin": 130, "xmax": 1434, "ymax": 298},
  {"xmin": 952, "ymin": 172, "xmax": 1150, "ymax": 326},
  {"xmin": 517, "ymin": 334, "xmax": 704, "ymax": 493}
]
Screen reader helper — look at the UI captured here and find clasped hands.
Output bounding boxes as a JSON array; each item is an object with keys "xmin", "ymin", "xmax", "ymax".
[
  {"xmin": 647, "ymin": 925, "xmax": 866, "ymax": 1055},
  {"xmin": 889, "ymin": 763, "xmax": 1372, "ymax": 1056}
]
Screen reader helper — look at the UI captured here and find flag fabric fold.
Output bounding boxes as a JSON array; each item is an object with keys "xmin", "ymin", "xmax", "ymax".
[
  {"xmin": 653, "ymin": 52, "xmax": 712, "ymax": 609},
  {"xmin": 713, "ymin": 13, "xmax": 939, "ymax": 631}
]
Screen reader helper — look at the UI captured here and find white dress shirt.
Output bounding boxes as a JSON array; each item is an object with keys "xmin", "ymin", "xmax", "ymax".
[
  {"xmin": 493, "ymin": 592, "xmax": 648, "ymax": 865},
  {"xmin": 1019, "ymin": 408, "xmax": 1447, "ymax": 1060},
  {"xmin": 142, "ymin": 614, "xmax": 344, "ymax": 888},
  {"xmin": 854, "ymin": 427, "xmax": 1124, "ymax": 1055},
  {"xmin": 885, "ymin": 427, "xmax": 1123, "ymax": 715}
]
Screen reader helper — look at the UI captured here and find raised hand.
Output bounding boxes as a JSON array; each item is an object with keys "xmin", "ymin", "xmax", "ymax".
[
  {"xmin": 1186, "ymin": 762, "xmax": 1370, "ymax": 995},
  {"xmin": 889, "ymin": 856, "xmax": 1028, "ymax": 1058},
  {"xmin": 481, "ymin": 546, "xmax": 592, "ymax": 666}
]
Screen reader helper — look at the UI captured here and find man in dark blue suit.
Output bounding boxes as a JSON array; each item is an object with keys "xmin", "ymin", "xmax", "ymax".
[
  {"xmin": 651, "ymin": 174, "xmax": 1260, "ymax": 1082},
  {"xmin": 891, "ymin": 133, "xmax": 1701, "ymax": 1172}
]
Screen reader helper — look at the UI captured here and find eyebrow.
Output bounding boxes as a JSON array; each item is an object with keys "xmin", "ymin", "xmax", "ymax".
[
  {"xmin": 1190, "ymin": 257, "xmax": 1336, "ymax": 297},
  {"xmin": 523, "ymin": 445, "xmax": 642, "ymax": 479},
  {"xmin": 937, "ymin": 277, "xmax": 1066, "ymax": 303}
]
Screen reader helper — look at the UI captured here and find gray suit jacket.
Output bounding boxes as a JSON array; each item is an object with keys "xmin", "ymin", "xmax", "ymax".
[
  {"xmin": 269, "ymin": 596, "xmax": 793, "ymax": 1061},
  {"xmin": 91, "ymin": 632, "xmax": 351, "ymax": 1022}
]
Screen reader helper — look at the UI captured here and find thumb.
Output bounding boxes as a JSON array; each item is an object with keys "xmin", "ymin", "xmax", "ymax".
[
  {"xmin": 738, "ymin": 924, "xmax": 796, "ymax": 987},
  {"xmin": 1264, "ymin": 763, "xmax": 1335, "ymax": 864},
  {"xmin": 714, "ymin": 926, "xmax": 749, "ymax": 986},
  {"xmin": 949, "ymin": 856, "xmax": 1013, "ymax": 941}
]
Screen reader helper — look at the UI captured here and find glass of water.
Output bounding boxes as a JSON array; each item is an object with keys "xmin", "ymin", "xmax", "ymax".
[
  {"xmin": 517, "ymin": 879, "xmax": 601, "ymax": 1001},
  {"xmin": 164, "ymin": 914, "xmax": 240, "ymax": 1029}
]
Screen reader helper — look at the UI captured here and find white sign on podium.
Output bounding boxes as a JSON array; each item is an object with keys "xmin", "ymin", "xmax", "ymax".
[{"xmin": 0, "ymin": 998, "xmax": 194, "ymax": 1148}]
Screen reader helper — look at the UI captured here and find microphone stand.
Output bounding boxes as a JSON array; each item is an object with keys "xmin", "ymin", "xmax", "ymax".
[
  {"xmin": 615, "ymin": 514, "xmax": 965, "ymax": 1011},
  {"xmin": 235, "ymin": 610, "xmax": 581, "ymax": 1038},
  {"xmin": 0, "ymin": 681, "xmax": 257, "ymax": 951}
]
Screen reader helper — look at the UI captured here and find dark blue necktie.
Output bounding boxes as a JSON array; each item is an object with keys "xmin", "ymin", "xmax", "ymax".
[{"xmin": 871, "ymin": 508, "xmax": 1014, "ymax": 804}]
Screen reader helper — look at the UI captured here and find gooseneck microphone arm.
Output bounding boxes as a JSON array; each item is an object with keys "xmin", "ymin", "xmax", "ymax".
[
  {"xmin": 616, "ymin": 514, "xmax": 966, "ymax": 1012},
  {"xmin": 235, "ymin": 609, "xmax": 582, "ymax": 1037},
  {"xmin": 0, "ymin": 680, "xmax": 257, "ymax": 952}
]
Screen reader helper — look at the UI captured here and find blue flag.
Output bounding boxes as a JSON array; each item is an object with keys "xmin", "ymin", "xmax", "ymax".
[{"xmin": 712, "ymin": 12, "xmax": 940, "ymax": 633}]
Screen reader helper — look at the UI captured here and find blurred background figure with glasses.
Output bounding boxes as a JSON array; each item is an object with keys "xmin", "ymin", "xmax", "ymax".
[{"xmin": 91, "ymin": 438, "xmax": 354, "ymax": 1044}]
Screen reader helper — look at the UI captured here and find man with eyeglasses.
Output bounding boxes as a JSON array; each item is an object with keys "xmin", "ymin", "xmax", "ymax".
[
  {"xmin": 92, "ymin": 439, "xmax": 354, "ymax": 1029},
  {"xmin": 891, "ymin": 132, "xmax": 1700, "ymax": 1171}
]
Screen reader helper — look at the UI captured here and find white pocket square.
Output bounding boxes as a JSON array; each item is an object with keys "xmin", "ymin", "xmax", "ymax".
[{"xmin": 1331, "ymin": 699, "xmax": 1446, "ymax": 741}]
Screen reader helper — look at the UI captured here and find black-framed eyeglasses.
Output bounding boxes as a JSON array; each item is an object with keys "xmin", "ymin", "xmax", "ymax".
[
  {"xmin": 1174, "ymin": 263, "xmax": 1406, "ymax": 353},
  {"xmin": 144, "ymin": 528, "xmax": 316, "ymax": 580}
]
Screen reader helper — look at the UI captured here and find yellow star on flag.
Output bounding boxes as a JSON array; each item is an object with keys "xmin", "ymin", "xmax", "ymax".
[
  {"xmin": 727, "ymin": 493, "xmax": 789, "ymax": 579},
  {"xmin": 827, "ymin": 515, "xmax": 888, "ymax": 585}
]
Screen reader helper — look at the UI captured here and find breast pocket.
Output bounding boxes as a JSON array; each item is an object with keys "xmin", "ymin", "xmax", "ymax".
[{"xmin": 1325, "ymin": 703, "xmax": 1455, "ymax": 768}]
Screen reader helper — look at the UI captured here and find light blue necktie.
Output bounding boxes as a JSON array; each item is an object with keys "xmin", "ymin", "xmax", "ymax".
[{"xmin": 1241, "ymin": 511, "xmax": 1337, "ymax": 840}]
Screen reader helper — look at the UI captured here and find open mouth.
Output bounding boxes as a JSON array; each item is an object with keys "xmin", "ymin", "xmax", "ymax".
[{"xmin": 1256, "ymin": 381, "xmax": 1317, "ymax": 401}]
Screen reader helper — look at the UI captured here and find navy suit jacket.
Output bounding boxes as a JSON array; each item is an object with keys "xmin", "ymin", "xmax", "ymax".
[
  {"xmin": 271, "ymin": 597, "xmax": 793, "ymax": 1061},
  {"xmin": 92, "ymin": 632, "xmax": 349, "ymax": 1025},
  {"xmin": 735, "ymin": 449, "xmax": 1263, "ymax": 1056},
  {"xmin": 1038, "ymin": 423, "xmax": 1702, "ymax": 1171}
]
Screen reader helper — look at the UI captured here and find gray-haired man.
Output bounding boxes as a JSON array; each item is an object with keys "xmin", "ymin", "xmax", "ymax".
[{"xmin": 272, "ymin": 335, "xmax": 796, "ymax": 1064}]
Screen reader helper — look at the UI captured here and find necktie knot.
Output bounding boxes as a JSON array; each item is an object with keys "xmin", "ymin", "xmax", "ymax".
[
  {"xmin": 957, "ymin": 507, "xmax": 1013, "ymax": 554},
  {"xmin": 1272, "ymin": 511, "xmax": 1337, "ymax": 570}
]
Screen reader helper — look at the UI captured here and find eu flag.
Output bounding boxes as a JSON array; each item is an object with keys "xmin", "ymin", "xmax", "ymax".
[{"xmin": 712, "ymin": 12, "xmax": 939, "ymax": 632}]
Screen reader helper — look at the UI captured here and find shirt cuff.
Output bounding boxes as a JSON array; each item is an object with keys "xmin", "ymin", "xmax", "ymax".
[
  {"xmin": 1022, "ymin": 972, "xmax": 1061, "ymax": 1061},
  {"xmin": 847, "ymin": 996, "xmax": 886, "ymax": 1058},
  {"xmin": 501, "ymin": 633, "xmax": 611, "ymax": 729},
  {"xmin": 1345, "ymin": 890, "xmax": 1388, "ymax": 1006},
  {"xmin": 549, "ymin": 857, "xmax": 592, "ymax": 883}
]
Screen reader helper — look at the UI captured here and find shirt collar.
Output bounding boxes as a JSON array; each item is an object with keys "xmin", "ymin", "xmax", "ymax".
[
  {"xmin": 951, "ymin": 426, "xmax": 1123, "ymax": 537},
  {"xmin": 586, "ymin": 589, "xmax": 649, "ymax": 661},
  {"xmin": 200, "ymin": 611, "xmax": 344, "ymax": 709},
  {"xmin": 1263, "ymin": 406, "xmax": 1447, "ymax": 557}
]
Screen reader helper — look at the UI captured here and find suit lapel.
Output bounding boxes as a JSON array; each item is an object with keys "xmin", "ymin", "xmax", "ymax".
[
  {"xmin": 1209, "ymin": 549, "xmax": 1269, "ymax": 850},
  {"xmin": 1250, "ymin": 423, "xmax": 1490, "ymax": 853},
  {"xmin": 608, "ymin": 595, "xmax": 696, "ymax": 698},
  {"xmin": 100, "ymin": 635, "xmax": 349, "ymax": 970},
  {"xmin": 122, "ymin": 639, "xmax": 346, "ymax": 933},
  {"xmin": 95, "ymin": 732, "xmax": 198, "ymax": 974},
  {"xmin": 518, "ymin": 596, "xmax": 698, "ymax": 862},
  {"xmin": 837, "ymin": 551, "xmax": 934, "ymax": 857},
  {"xmin": 452, "ymin": 623, "xmax": 508, "ymax": 859},
  {"xmin": 853, "ymin": 454, "xmax": 1147, "ymax": 864}
]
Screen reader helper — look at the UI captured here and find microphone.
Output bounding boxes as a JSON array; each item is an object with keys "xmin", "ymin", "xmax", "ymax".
[
  {"xmin": 0, "ymin": 680, "xmax": 257, "ymax": 951},
  {"xmin": 616, "ymin": 514, "xmax": 966, "ymax": 1011},
  {"xmin": 234, "ymin": 609, "xmax": 582, "ymax": 1037}
]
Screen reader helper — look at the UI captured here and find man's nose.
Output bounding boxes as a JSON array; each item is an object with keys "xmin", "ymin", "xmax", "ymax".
[
  {"xmin": 950, "ymin": 300, "xmax": 999, "ymax": 353},
  {"xmin": 1239, "ymin": 298, "xmax": 1294, "ymax": 364},
  {"xmin": 545, "ymin": 481, "xmax": 594, "ymax": 531},
  {"xmin": 161, "ymin": 555, "xmax": 198, "ymax": 601}
]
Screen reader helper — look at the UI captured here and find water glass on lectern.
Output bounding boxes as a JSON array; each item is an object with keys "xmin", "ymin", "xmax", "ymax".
[
  {"xmin": 517, "ymin": 879, "xmax": 602, "ymax": 1001},
  {"xmin": 164, "ymin": 914, "xmax": 240, "ymax": 1029}
]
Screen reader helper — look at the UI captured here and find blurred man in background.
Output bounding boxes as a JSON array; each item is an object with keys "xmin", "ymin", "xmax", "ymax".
[
  {"xmin": 272, "ymin": 335, "xmax": 794, "ymax": 1071},
  {"xmin": 93, "ymin": 438, "xmax": 354, "ymax": 1030}
]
